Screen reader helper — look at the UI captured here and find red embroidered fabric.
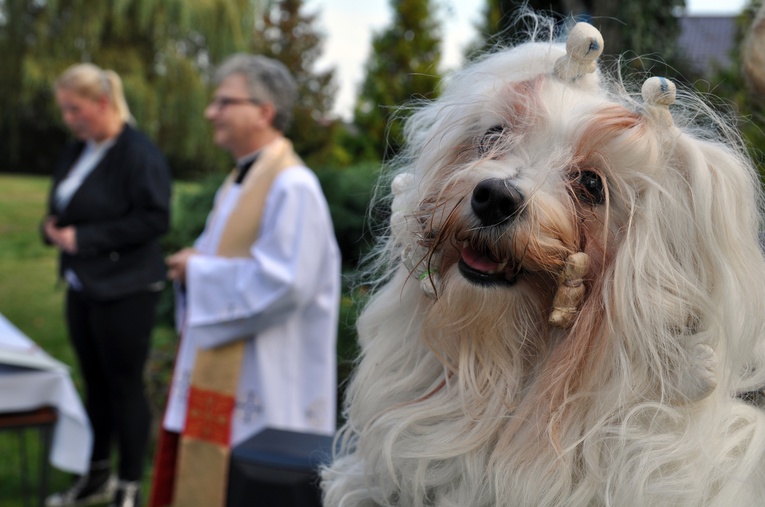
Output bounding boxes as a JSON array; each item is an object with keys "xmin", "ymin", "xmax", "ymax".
[{"xmin": 183, "ymin": 386, "xmax": 235, "ymax": 446}]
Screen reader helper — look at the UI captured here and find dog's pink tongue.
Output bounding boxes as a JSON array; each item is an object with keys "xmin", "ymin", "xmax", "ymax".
[{"xmin": 461, "ymin": 245, "xmax": 500, "ymax": 272}]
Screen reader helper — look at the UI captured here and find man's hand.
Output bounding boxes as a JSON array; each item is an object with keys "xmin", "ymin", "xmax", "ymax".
[{"xmin": 166, "ymin": 248, "xmax": 199, "ymax": 284}]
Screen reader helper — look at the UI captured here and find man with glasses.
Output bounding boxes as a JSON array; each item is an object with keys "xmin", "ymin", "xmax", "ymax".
[{"xmin": 150, "ymin": 54, "xmax": 341, "ymax": 507}]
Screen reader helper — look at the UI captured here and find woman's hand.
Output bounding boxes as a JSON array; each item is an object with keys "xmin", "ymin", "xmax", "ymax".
[{"xmin": 44, "ymin": 216, "xmax": 78, "ymax": 254}]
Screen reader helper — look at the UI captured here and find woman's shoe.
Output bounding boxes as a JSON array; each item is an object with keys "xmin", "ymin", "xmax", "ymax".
[
  {"xmin": 45, "ymin": 468, "xmax": 117, "ymax": 506},
  {"xmin": 109, "ymin": 480, "xmax": 141, "ymax": 507}
]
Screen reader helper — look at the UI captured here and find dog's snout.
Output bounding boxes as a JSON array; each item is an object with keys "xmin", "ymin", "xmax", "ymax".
[{"xmin": 471, "ymin": 178, "xmax": 524, "ymax": 226}]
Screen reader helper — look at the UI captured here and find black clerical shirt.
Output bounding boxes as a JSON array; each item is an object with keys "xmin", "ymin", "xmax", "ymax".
[{"xmin": 235, "ymin": 153, "xmax": 260, "ymax": 184}]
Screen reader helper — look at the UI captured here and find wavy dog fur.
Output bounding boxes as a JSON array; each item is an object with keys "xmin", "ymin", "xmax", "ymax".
[{"xmin": 322, "ymin": 18, "xmax": 765, "ymax": 507}]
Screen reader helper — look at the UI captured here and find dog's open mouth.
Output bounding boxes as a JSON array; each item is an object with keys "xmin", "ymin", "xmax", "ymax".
[{"xmin": 458, "ymin": 242, "xmax": 520, "ymax": 286}]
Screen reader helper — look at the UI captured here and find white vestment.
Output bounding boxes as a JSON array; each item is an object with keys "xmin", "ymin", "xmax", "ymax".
[{"xmin": 163, "ymin": 162, "xmax": 341, "ymax": 444}]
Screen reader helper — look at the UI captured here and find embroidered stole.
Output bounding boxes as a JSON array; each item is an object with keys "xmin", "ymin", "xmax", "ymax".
[{"xmin": 172, "ymin": 137, "xmax": 302, "ymax": 507}]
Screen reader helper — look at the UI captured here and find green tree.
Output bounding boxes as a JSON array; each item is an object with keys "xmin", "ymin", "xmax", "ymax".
[
  {"xmin": 472, "ymin": 0, "xmax": 687, "ymax": 77},
  {"xmin": 710, "ymin": 1, "xmax": 765, "ymax": 178},
  {"xmin": 0, "ymin": 0, "xmax": 260, "ymax": 178},
  {"xmin": 250, "ymin": 0, "xmax": 349, "ymax": 167},
  {"xmin": 353, "ymin": 0, "xmax": 443, "ymax": 161},
  {"xmin": 472, "ymin": 0, "xmax": 574, "ymax": 54},
  {"xmin": 594, "ymin": 0, "xmax": 685, "ymax": 75}
]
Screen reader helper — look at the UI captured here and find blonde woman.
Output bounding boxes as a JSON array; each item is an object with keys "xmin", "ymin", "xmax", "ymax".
[{"xmin": 42, "ymin": 63, "xmax": 171, "ymax": 507}]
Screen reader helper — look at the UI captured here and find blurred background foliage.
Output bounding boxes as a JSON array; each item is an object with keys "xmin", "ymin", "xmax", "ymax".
[
  {"xmin": 1, "ymin": 2, "xmax": 765, "ymax": 498},
  {"xmin": 3, "ymin": 0, "xmax": 764, "ymax": 185},
  {"xmin": 3, "ymin": 0, "xmax": 765, "ymax": 378}
]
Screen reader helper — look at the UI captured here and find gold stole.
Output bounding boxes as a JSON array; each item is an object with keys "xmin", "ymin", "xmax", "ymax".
[{"xmin": 172, "ymin": 137, "xmax": 302, "ymax": 507}]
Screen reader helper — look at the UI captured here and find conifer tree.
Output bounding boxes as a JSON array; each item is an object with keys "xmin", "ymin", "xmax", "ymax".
[
  {"xmin": 472, "ymin": 0, "xmax": 570, "ymax": 54},
  {"xmin": 472, "ymin": 0, "xmax": 685, "ymax": 77},
  {"xmin": 354, "ymin": 0, "xmax": 443, "ymax": 161},
  {"xmin": 250, "ymin": 0, "xmax": 344, "ymax": 166}
]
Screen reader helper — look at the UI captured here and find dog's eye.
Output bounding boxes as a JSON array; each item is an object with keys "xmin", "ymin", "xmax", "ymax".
[
  {"xmin": 577, "ymin": 170, "xmax": 605, "ymax": 206},
  {"xmin": 477, "ymin": 125, "xmax": 506, "ymax": 155}
]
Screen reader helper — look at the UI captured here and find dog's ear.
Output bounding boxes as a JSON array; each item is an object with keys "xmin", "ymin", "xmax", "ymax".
[{"xmin": 607, "ymin": 97, "xmax": 765, "ymax": 401}]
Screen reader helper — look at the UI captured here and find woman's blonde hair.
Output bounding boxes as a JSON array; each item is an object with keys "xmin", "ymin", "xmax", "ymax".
[{"xmin": 55, "ymin": 63, "xmax": 134, "ymax": 124}]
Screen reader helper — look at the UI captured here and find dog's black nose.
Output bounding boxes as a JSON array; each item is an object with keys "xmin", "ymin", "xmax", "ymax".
[{"xmin": 471, "ymin": 178, "xmax": 524, "ymax": 226}]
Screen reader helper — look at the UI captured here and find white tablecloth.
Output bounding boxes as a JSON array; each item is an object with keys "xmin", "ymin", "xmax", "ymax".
[{"xmin": 0, "ymin": 313, "xmax": 91, "ymax": 474}]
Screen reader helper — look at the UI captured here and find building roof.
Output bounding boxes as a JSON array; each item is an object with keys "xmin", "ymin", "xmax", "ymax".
[{"xmin": 677, "ymin": 15, "xmax": 737, "ymax": 76}]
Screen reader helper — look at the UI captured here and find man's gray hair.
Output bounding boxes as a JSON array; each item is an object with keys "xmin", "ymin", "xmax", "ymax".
[{"xmin": 215, "ymin": 53, "xmax": 297, "ymax": 132}]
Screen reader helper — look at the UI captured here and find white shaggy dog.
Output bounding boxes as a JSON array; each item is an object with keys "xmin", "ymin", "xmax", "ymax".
[{"xmin": 322, "ymin": 19, "xmax": 765, "ymax": 507}]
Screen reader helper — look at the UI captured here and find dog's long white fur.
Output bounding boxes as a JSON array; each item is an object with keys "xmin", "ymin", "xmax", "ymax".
[{"xmin": 322, "ymin": 18, "xmax": 765, "ymax": 507}]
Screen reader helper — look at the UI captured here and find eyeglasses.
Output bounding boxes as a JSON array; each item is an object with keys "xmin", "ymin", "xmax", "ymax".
[{"xmin": 209, "ymin": 96, "xmax": 261, "ymax": 110}]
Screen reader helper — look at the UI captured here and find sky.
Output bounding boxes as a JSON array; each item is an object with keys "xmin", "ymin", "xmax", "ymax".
[{"xmin": 306, "ymin": 0, "xmax": 749, "ymax": 119}]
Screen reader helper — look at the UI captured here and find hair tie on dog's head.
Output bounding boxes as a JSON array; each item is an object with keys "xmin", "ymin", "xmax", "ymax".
[
  {"xmin": 553, "ymin": 22, "xmax": 604, "ymax": 81},
  {"xmin": 641, "ymin": 76, "xmax": 676, "ymax": 127},
  {"xmin": 549, "ymin": 252, "xmax": 591, "ymax": 328}
]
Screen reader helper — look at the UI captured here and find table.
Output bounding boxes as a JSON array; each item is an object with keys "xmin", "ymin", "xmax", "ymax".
[
  {"xmin": 0, "ymin": 313, "xmax": 92, "ymax": 475},
  {"xmin": 0, "ymin": 406, "xmax": 58, "ymax": 507}
]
